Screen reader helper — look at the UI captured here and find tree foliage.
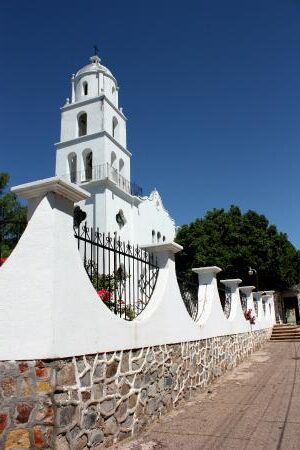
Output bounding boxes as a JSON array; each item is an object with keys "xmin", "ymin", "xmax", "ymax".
[
  {"xmin": 175, "ymin": 206, "xmax": 300, "ymax": 291},
  {"xmin": 0, "ymin": 173, "xmax": 27, "ymax": 259}
]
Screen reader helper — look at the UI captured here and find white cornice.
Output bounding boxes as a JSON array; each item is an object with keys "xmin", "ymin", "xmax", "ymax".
[
  {"xmin": 55, "ymin": 131, "xmax": 132, "ymax": 157},
  {"xmin": 61, "ymin": 95, "xmax": 127, "ymax": 120},
  {"xmin": 11, "ymin": 177, "xmax": 90, "ymax": 203}
]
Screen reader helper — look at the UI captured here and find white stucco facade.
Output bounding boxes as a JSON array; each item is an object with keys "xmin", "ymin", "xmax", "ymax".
[{"xmin": 55, "ymin": 54, "xmax": 175, "ymax": 245}]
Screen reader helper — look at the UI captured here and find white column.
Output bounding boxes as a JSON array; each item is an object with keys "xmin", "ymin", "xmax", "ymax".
[
  {"xmin": 192, "ymin": 266, "xmax": 222, "ymax": 323},
  {"xmin": 220, "ymin": 279, "xmax": 243, "ymax": 320},
  {"xmin": 264, "ymin": 290, "xmax": 276, "ymax": 324},
  {"xmin": 100, "ymin": 73, "xmax": 104, "ymax": 92},
  {"xmin": 0, "ymin": 177, "xmax": 91, "ymax": 360},
  {"xmin": 253, "ymin": 292, "xmax": 264, "ymax": 322},
  {"xmin": 239, "ymin": 286, "xmax": 256, "ymax": 311},
  {"xmin": 71, "ymin": 74, "xmax": 75, "ymax": 103},
  {"xmin": 116, "ymin": 86, "xmax": 119, "ymax": 107}
]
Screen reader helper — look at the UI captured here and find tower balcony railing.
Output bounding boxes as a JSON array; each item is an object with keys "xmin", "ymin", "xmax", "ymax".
[{"xmin": 62, "ymin": 163, "xmax": 143, "ymax": 197}]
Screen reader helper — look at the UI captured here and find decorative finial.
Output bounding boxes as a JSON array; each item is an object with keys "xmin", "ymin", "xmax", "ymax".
[{"xmin": 89, "ymin": 45, "xmax": 101, "ymax": 65}]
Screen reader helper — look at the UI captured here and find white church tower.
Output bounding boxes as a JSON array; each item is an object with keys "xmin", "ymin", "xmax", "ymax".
[{"xmin": 55, "ymin": 53, "xmax": 175, "ymax": 244}]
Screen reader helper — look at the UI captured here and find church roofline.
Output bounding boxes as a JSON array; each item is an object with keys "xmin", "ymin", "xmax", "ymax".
[
  {"xmin": 61, "ymin": 95, "xmax": 127, "ymax": 121},
  {"xmin": 55, "ymin": 131, "xmax": 132, "ymax": 157},
  {"xmin": 141, "ymin": 189, "xmax": 176, "ymax": 227}
]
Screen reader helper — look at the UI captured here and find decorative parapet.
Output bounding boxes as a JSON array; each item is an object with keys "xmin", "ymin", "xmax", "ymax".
[{"xmin": 0, "ymin": 176, "xmax": 275, "ymax": 361}]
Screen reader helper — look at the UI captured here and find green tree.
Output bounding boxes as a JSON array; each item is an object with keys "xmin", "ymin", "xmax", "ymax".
[
  {"xmin": 0, "ymin": 173, "xmax": 27, "ymax": 260},
  {"xmin": 175, "ymin": 205, "xmax": 300, "ymax": 291}
]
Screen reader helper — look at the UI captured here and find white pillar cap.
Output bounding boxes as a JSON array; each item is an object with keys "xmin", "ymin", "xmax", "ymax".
[
  {"xmin": 140, "ymin": 242, "xmax": 183, "ymax": 254},
  {"xmin": 11, "ymin": 176, "xmax": 90, "ymax": 203},
  {"xmin": 192, "ymin": 266, "xmax": 222, "ymax": 275},
  {"xmin": 253, "ymin": 292, "xmax": 262, "ymax": 300},
  {"xmin": 220, "ymin": 279, "xmax": 242, "ymax": 287},
  {"xmin": 239, "ymin": 286, "xmax": 256, "ymax": 294}
]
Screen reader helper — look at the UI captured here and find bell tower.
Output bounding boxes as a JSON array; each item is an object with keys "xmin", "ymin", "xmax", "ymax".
[{"xmin": 55, "ymin": 54, "xmax": 131, "ymax": 187}]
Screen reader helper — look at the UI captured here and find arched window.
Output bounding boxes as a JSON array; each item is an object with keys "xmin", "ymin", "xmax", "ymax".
[
  {"xmin": 83, "ymin": 82, "xmax": 88, "ymax": 96},
  {"xmin": 111, "ymin": 151, "xmax": 117, "ymax": 168},
  {"xmin": 110, "ymin": 151, "xmax": 117, "ymax": 182},
  {"xmin": 112, "ymin": 117, "xmax": 119, "ymax": 139},
  {"xmin": 84, "ymin": 151, "xmax": 93, "ymax": 181},
  {"xmin": 157, "ymin": 232, "xmax": 161, "ymax": 243},
  {"xmin": 78, "ymin": 113, "xmax": 87, "ymax": 137},
  {"xmin": 119, "ymin": 158, "xmax": 124, "ymax": 174},
  {"xmin": 68, "ymin": 153, "xmax": 77, "ymax": 183},
  {"xmin": 152, "ymin": 230, "xmax": 155, "ymax": 243}
]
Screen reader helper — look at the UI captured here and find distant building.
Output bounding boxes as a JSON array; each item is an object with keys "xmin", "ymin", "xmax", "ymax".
[
  {"xmin": 55, "ymin": 54, "xmax": 175, "ymax": 245},
  {"xmin": 274, "ymin": 286, "xmax": 300, "ymax": 324}
]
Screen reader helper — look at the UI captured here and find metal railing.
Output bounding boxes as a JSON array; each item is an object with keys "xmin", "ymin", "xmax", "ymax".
[
  {"xmin": 177, "ymin": 274, "xmax": 199, "ymax": 321},
  {"xmin": 64, "ymin": 163, "xmax": 143, "ymax": 197},
  {"xmin": 240, "ymin": 291, "xmax": 247, "ymax": 313},
  {"xmin": 219, "ymin": 286, "xmax": 232, "ymax": 319},
  {"xmin": 74, "ymin": 224, "xmax": 159, "ymax": 320},
  {"xmin": 253, "ymin": 300, "xmax": 258, "ymax": 316}
]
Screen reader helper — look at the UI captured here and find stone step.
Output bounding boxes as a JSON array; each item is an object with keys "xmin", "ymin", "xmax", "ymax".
[
  {"xmin": 271, "ymin": 334, "xmax": 300, "ymax": 339},
  {"xmin": 270, "ymin": 325, "xmax": 300, "ymax": 342},
  {"xmin": 272, "ymin": 328, "xmax": 300, "ymax": 332},
  {"xmin": 270, "ymin": 337, "xmax": 300, "ymax": 342}
]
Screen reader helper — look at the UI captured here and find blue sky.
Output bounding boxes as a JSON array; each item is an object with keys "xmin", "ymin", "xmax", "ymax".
[{"xmin": 1, "ymin": 0, "xmax": 300, "ymax": 248}]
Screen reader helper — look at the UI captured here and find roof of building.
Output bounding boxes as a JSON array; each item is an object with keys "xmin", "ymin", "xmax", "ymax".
[{"xmin": 75, "ymin": 55, "xmax": 113, "ymax": 78}]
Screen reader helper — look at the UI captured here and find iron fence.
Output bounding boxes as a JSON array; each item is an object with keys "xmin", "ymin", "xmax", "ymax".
[
  {"xmin": 74, "ymin": 224, "xmax": 159, "ymax": 320},
  {"xmin": 240, "ymin": 291, "xmax": 247, "ymax": 313},
  {"xmin": 253, "ymin": 299, "xmax": 258, "ymax": 316},
  {"xmin": 176, "ymin": 274, "xmax": 199, "ymax": 321},
  {"xmin": 219, "ymin": 286, "xmax": 232, "ymax": 319}
]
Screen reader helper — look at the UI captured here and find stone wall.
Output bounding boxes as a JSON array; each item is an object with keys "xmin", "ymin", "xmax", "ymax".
[
  {"xmin": 0, "ymin": 330, "xmax": 270, "ymax": 449},
  {"xmin": 0, "ymin": 360, "xmax": 55, "ymax": 449}
]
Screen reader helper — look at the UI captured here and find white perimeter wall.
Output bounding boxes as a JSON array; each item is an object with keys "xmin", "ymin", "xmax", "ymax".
[{"xmin": 0, "ymin": 178, "xmax": 275, "ymax": 361}]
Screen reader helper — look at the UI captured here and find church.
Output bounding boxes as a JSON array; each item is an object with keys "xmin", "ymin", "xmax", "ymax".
[{"xmin": 55, "ymin": 53, "xmax": 175, "ymax": 245}]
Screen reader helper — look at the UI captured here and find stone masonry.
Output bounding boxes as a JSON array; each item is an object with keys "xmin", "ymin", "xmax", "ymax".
[
  {"xmin": 0, "ymin": 360, "xmax": 55, "ymax": 449},
  {"xmin": 0, "ymin": 330, "xmax": 271, "ymax": 449}
]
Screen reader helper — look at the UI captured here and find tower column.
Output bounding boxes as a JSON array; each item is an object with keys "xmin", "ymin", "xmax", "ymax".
[{"xmin": 71, "ymin": 75, "xmax": 75, "ymax": 103}]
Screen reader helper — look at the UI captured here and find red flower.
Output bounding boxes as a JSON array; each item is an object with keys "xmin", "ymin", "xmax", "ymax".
[
  {"xmin": 0, "ymin": 258, "xmax": 6, "ymax": 267},
  {"xmin": 97, "ymin": 289, "xmax": 111, "ymax": 301},
  {"xmin": 244, "ymin": 309, "xmax": 255, "ymax": 324}
]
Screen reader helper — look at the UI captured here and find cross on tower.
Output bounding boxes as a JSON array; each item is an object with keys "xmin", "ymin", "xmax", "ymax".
[{"xmin": 93, "ymin": 45, "xmax": 99, "ymax": 56}]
